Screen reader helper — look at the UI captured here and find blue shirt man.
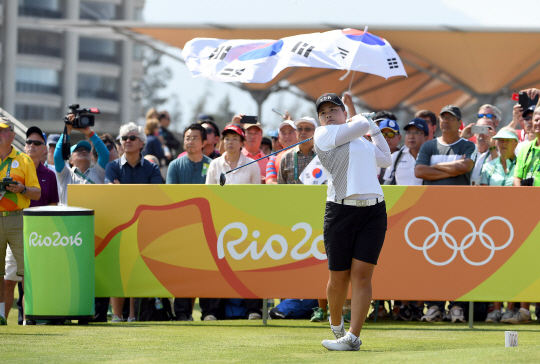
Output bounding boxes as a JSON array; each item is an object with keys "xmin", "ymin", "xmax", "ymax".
[
  {"xmin": 166, "ymin": 124, "xmax": 211, "ymax": 185},
  {"xmin": 165, "ymin": 123, "xmax": 215, "ymax": 321},
  {"xmin": 105, "ymin": 122, "xmax": 162, "ymax": 185}
]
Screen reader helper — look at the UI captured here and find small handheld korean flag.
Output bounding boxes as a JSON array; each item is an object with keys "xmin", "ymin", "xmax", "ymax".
[{"xmin": 300, "ymin": 156, "xmax": 327, "ymax": 185}]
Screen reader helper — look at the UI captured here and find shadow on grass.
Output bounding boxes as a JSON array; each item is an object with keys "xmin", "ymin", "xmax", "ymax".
[
  {"xmin": 47, "ymin": 319, "xmax": 540, "ymax": 335},
  {"xmin": 0, "ymin": 333, "xmax": 63, "ymax": 336}
]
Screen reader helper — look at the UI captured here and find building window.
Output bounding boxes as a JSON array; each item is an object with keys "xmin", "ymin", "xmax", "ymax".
[
  {"xmin": 78, "ymin": 74, "xmax": 119, "ymax": 101},
  {"xmin": 16, "ymin": 67, "xmax": 60, "ymax": 94},
  {"xmin": 80, "ymin": 1, "xmax": 117, "ymax": 20},
  {"xmin": 133, "ymin": 44, "xmax": 144, "ymax": 61},
  {"xmin": 134, "ymin": 7, "xmax": 144, "ymax": 21},
  {"xmin": 19, "ymin": 0, "xmax": 62, "ymax": 18},
  {"xmin": 79, "ymin": 37, "xmax": 119, "ymax": 64},
  {"xmin": 18, "ymin": 30, "xmax": 62, "ymax": 58},
  {"xmin": 15, "ymin": 105, "xmax": 62, "ymax": 120}
]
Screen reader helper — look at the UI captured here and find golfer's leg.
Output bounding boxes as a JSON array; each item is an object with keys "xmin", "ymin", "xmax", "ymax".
[
  {"xmin": 112, "ymin": 297, "xmax": 125, "ymax": 319},
  {"xmin": 349, "ymin": 258, "xmax": 375, "ymax": 338},
  {"xmin": 327, "ymin": 269, "xmax": 350, "ymax": 326},
  {"xmin": 0, "ymin": 277, "xmax": 4, "ymax": 305},
  {"xmin": 4, "ymin": 280, "xmax": 16, "ymax": 319},
  {"xmin": 129, "ymin": 297, "xmax": 135, "ymax": 319}
]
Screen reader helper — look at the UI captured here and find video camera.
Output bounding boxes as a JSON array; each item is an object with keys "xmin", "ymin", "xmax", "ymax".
[{"xmin": 64, "ymin": 104, "xmax": 100, "ymax": 129}]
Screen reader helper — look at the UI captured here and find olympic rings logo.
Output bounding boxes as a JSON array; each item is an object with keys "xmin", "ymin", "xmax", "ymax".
[{"xmin": 404, "ymin": 216, "xmax": 514, "ymax": 266}]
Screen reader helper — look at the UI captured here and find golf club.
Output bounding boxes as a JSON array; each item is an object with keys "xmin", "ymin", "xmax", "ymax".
[{"xmin": 219, "ymin": 137, "xmax": 313, "ymax": 186}]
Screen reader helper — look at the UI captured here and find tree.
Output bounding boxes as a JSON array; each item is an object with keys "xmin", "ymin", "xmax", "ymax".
[
  {"xmin": 214, "ymin": 94, "xmax": 236, "ymax": 130},
  {"xmin": 133, "ymin": 48, "xmax": 181, "ymax": 125}
]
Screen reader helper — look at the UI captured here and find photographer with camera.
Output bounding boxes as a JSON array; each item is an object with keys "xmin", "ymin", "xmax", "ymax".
[
  {"xmin": 54, "ymin": 106, "xmax": 109, "ymax": 206},
  {"xmin": 0, "ymin": 117, "xmax": 41, "ymax": 325},
  {"xmin": 514, "ymin": 106, "xmax": 540, "ymax": 187}
]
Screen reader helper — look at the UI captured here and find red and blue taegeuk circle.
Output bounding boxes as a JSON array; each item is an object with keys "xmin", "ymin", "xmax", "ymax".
[
  {"xmin": 238, "ymin": 40, "xmax": 284, "ymax": 61},
  {"xmin": 312, "ymin": 168, "xmax": 323, "ymax": 178},
  {"xmin": 342, "ymin": 29, "xmax": 385, "ymax": 46}
]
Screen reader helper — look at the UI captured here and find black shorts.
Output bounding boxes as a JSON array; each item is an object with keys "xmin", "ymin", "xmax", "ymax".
[{"xmin": 323, "ymin": 200, "xmax": 387, "ymax": 271}]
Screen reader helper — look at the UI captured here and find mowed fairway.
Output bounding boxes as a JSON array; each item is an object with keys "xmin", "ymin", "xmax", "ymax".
[{"xmin": 2, "ymin": 313, "xmax": 540, "ymax": 363}]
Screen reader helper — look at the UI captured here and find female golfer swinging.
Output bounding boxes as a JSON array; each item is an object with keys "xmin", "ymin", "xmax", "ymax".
[{"xmin": 313, "ymin": 93, "xmax": 392, "ymax": 351}]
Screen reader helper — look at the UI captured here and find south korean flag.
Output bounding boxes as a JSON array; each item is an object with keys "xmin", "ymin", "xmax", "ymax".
[{"xmin": 299, "ymin": 156, "xmax": 327, "ymax": 185}]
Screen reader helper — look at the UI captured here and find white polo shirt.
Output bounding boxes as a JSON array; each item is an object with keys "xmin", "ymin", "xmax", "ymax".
[
  {"xmin": 470, "ymin": 150, "xmax": 495, "ymax": 186},
  {"xmin": 314, "ymin": 118, "xmax": 391, "ymax": 202},
  {"xmin": 206, "ymin": 152, "xmax": 261, "ymax": 185},
  {"xmin": 383, "ymin": 146, "xmax": 423, "ymax": 186}
]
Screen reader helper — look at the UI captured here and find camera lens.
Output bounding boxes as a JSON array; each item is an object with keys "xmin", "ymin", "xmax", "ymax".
[{"xmin": 80, "ymin": 116, "xmax": 90, "ymax": 126}]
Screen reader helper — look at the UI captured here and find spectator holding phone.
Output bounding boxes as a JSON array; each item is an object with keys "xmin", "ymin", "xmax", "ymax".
[
  {"xmin": 509, "ymin": 88, "xmax": 540, "ymax": 142},
  {"xmin": 514, "ymin": 107, "xmax": 540, "ymax": 187},
  {"xmin": 233, "ymin": 115, "xmax": 267, "ymax": 183},
  {"xmin": 464, "ymin": 108, "xmax": 500, "ymax": 185}
]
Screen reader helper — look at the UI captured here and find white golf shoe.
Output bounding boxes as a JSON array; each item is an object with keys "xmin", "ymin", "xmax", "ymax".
[
  {"xmin": 328, "ymin": 316, "xmax": 346, "ymax": 339},
  {"xmin": 322, "ymin": 332, "xmax": 361, "ymax": 351}
]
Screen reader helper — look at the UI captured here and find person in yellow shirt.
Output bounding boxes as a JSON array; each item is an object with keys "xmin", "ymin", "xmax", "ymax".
[{"xmin": 0, "ymin": 118, "xmax": 41, "ymax": 325}]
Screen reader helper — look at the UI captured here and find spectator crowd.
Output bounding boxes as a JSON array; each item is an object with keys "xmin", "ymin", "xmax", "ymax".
[{"xmin": 2, "ymin": 86, "xmax": 540, "ymax": 325}]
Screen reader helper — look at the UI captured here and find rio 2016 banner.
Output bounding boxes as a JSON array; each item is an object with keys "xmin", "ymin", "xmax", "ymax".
[{"xmin": 69, "ymin": 185, "xmax": 540, "ymax": 302}]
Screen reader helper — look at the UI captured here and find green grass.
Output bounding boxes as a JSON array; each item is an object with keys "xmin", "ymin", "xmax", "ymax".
[{"xmin": 2, "ymin": 312, "xmax": 540, "ymax": 363}]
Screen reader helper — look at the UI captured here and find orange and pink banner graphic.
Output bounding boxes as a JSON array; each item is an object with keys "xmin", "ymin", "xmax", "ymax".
[{"xmin": 69, "ymin": 185, "xmax": 540, "ymax": 301}]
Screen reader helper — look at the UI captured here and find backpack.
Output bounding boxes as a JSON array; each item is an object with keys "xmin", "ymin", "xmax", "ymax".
[
  {"xmin": 387, "ymin": 147, "xmax": 405, "ymax": 185},
  {"xmin": 270, "ymin": 299, "xmax": 318, "ymax": 319},
  {"xmin": 135, "ymin": 298, "xmax": 174, "ymax": 321},
  {"xmin": 223, "ymin": 299, "xmax": 248, "ymax": 319}
]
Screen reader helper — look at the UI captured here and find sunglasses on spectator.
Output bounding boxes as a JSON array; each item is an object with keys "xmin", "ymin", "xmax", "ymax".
[
  {"xmin": 382, "ymin": 132, "xmax": 398, "ymax": 138},
  {"xmin": 524, "ymin": 116, "xmax": 532, "ymax": 121},
  {"xmin": 121, "ymin": 135, "xmax": 139, "ymax": 141},
  {"xmin": 105, "ymin": 143, "xmax": 115, "ymax": 151},
  {"xmin": 205, "ymin": 127, "xmax": 215, "ymax": 134},
  {"xmin": 26, "ymin": 140, "xmax": 45, "ymax": 146},
  {"xmin": 296, "ymin": 127, "xmax": 314, "ymax": 132},
  {"xmin": 478, "ymin": 113, "xmax": 496, "ymax": 119}
]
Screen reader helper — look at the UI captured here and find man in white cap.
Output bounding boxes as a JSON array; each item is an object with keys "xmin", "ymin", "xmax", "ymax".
[
  {"xmin": 278, "ymin": 117, "xmax": 317, "ymax": 184},
  {"xmin": 266, "ymin": 120, "xmax": 298, "ymax": 184}
]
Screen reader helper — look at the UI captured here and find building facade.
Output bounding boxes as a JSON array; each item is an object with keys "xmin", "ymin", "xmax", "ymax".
[{"xmin": 0, "ymin": 0, "xmax": 145, "ymax": 135}]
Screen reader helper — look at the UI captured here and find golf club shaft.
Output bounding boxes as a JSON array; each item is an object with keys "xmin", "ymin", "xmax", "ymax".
[{"xmin": 225, "ymin": 137, "xmax": 313, "ymax": 175}]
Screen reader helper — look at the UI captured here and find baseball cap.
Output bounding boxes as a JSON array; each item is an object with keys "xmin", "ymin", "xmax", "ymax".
[
  {"xmin": 197, "ymin": 113, "xmax": 214, "ymax": 122},
  {"xmin": 404, "ymin": 118, "xmax": 429, "ymax": 136},
  {"xmin": 261, "ymin": 137, "xmax": 272, "ymax": 149},
  {"xmin": 492, "ymin": 130, "xmax": 519, "ymax": 141},
  {"xmin": 26, "ymin": 126, "xmax": 47, "ymax": 143},
  {"xmin": 47, "ymin": 134, "xmax": 61, "ymax": 146},
  {"xmin": 315, "ymin": 93, "xmax": 345, "ymax": 113},
  {"xmin": 523, "ymin": 105, "xmax": 535, "ymax": 117},
  {"xmin": 70, "ymin": 140, "xmax": 92, "ymax": 154},
  {"xmin": 221, "ymin": 124, "xmax": 245, "ymax": 138},
  {"xmin": 294, "ymin": 116, "xmax": 318, "ymax": 129},
  {"xmin": 379, "ymin": 119, "xmax": 400, "ymax": 133},
  {"xmin": 440, "ymin": 105, "xmax": 462, "ymax": 119},
  {"xmin": 244, "ymin": 122, "xmax": 263, "ymax": 132},
  {"xmin": 278, "ymin": 120, "xmax": 297, "ymax": 131},
  {"xmin": 0, "ymin": 117, "xmax": 14, "ymax": 130},
  {"xmin": 267, "ymin": 129, "xmax": 279, "ymax": 138}
]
